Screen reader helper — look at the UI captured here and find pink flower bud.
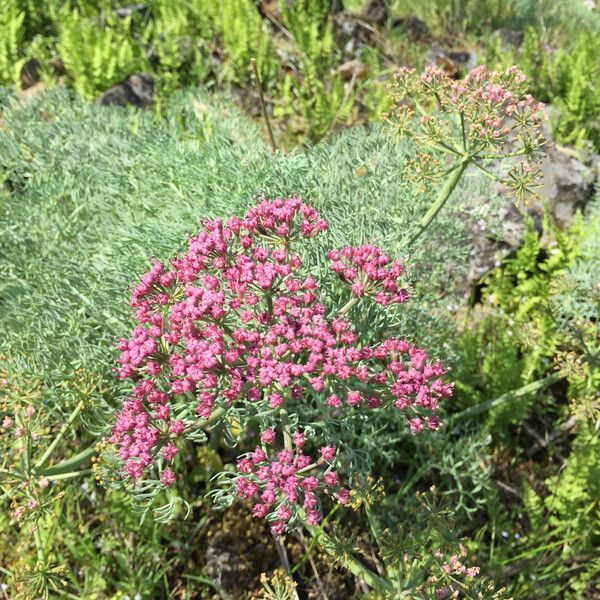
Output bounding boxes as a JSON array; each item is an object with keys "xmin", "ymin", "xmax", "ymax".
[
  {"xmin": 261, "ymin": 428, "xmax": 276, "ymax": 444},
  {"xmin": 319, "ymin": 446, "xmax": 336, "ymax": 461},
  {"xmin": 160, "ymin": 469, "xmax": 176, "ymax": 486}
]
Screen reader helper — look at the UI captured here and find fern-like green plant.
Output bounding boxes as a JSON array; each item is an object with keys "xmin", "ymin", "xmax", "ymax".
[
  {"xmin": 215, "ymin": 0, "xmax": 276, "ymax": 86},
  {"xmin": 57, "ymin": 8, "xmax": 149, "ymax": 100},
  {"xmin": 277, "ymin": 0, "xmax": 351, "ymax": 141},
  {"xmin": 522, "ymin": 425, "xmax": 600, "ymax": 598},
  {"xmin": 17, "ymin": 0, "xmax": 63, "ymax": 40},
  {"xmin": 551, "ymin": 34, "xmax": 600, "ymax": 149},
  {"xmin": 454, "ymin": 317, "xmax": 531, "ymax": 432},
  {"xmin": 142, "ymin": 0, "xmax": 212, "ymax": 98},
  {"xmin": 0, "ymin": 0, "xmax": 26, "ymax": 87},
  {"xmin": 482, "ymin": 212, "xmax": 582, "ymax": 377}
]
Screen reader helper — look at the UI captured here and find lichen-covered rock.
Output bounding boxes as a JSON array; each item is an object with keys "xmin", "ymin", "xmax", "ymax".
[{"xmin": 540, "ymin": 145, "xmax": 598, "ymax": 227}]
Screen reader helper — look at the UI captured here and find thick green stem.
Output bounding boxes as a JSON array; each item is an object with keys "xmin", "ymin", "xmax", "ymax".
[
  {"xmin": 33, "ymin": 521, "xmax": 45, "ymax": 565},
  {"xmin": 45, "ymin": 469, "xmax": 93, "ymax": 481},
  {"xmin": 274, "ymin": 407, "xmax": 300, "ymax": 599},
  {"xmin": 447, "ymin": 373, "xmax": 562, "ymax": 426},
  {"xmin": 337, "ymin": 296, "xmax": 360, "ymax": 317},
  {"xmin": 280, "ymin": 408, "xmax": 293, "ymax": 452},
  {"xmin": 39, "ymin": 446, "xmax": 97, "ymax": 476},
  {"xmin": 34, "ymin": 400, "xmax": 84, "ymax": 472},
  {"xmin": 400, "ymin": 159, "xmax": 470, "ymax": 250},
  {"xmin": 300, "ymin": 510, "xmax": 394, "ymax": 592}
]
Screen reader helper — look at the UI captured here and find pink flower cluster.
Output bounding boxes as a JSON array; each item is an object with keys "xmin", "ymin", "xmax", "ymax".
[
  {"xmin": 418, "ymin": 65, "xmax": 543, "ymax": 145},
  {"xmin": 328, "ymin": 244, "xmax": 409, "ymax": 305},
  {"xmin": 110, "ymin": 196, "xmax": 451, "ymax": 532},
  {"xmin": 390, "ymin": 65, "xmax": 544, "ymax": 170},
  {"xmin": 235, "ymin": 439, "xmax": 348, "ymax": 535}
]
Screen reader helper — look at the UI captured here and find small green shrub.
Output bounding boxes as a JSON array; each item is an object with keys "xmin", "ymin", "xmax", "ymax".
[
  {"xmin": 482, "ymin": 213, "xmax": 582, "ymax": 376},
  {"xmin": 277, "ymin": 0, "xmax": 351, "ymax": 141},
  {"xmin": 0, "ymin": 0, "xmax": 26, "ymax": 87},
  {"xmin": 215, "ymin": 0, "xmax": 276, "ymax": 85},
  {"xmin": 57, "ymin": 9, "xmax": 149, "ymax": 99}
]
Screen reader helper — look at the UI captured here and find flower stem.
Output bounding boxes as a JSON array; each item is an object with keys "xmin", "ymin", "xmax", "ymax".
[
  {"xmin": 280, "ymin": 408, "xmax": 292, "ymax": 452},
  {"xmin": 300, "ymin": 508, "xmax": 394, "ymax": 592},
  {"xmin": 39, "ymin": 446, "xmax": 97, "ymax": 476},
  {"xmin": 337, "ymin": 296, "xmax": 360, "ymax": 317},
  {"xmin": 275, "ymin": 410, "xmax": 299, "ymax": 598},
  {"xmin": 33, "ymin": 521, "xmax": 45, "ymax": 565},
  {"xmin": 400, "ymin": 158, "xmax": 470, "ymax": 250},
  {"xmin": 34, "ymin": 400, "xmax": 84, "ymax": 472},
  {"xmin": 447, "ymin": 372, "xmax": 562, "ymax": 425}
]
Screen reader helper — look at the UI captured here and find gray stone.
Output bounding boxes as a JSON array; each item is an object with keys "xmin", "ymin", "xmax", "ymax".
[
  {"xmin": 333, "ymin": 12, "xmax": 378, "ymax": 59},
  {"xmin": 463, "ymin": 140, "xmax": 598, "ymax": 288},
  {"xmin": 491, "ymin": 28, "xmax": 524, "ymax": 50},
  {"xmin": 205, "ymin": 532, "xmax": 241, "ymax": 591},
  {"xmin": 114, "ymin": 3, "xmax": 148, "ymax": 18},
  {"xmin": 540, "ymin": 145, "xmax": 598, "ymax": 227},
  {"xmin": 465, "ymin": 201, "xmax": 528, "ymax": 288},
  {"xmin": 95, "ymin": 73, "xmax": 154, "ymax": 109}
]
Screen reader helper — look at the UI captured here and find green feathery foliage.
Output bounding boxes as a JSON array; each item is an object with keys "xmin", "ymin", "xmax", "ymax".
[
  {"xmin": 216, "ymin": 0, "xmax": 277, "ymax": 86},
  {"xmin": 454, "ymin": 318, "xmax": 531, "ymax": 432},
  {"xmin": 393, "ymin": 0, "xmax": 600, "ymax": 36},
  {"xmin": 0, "ymin": 0, "xmax": 26, "ymax": 87},
  {"xmin": 482, "ymin": 212, "xmax": 582, "ymax": 376},
  {"xmin": 452, "ymin": 209, "xmax": 586, "ymax": 433},
  {"xmin": 277, "ymin": 0, "xmax": 351, "ymax": 141},
  {"xmin": 520, "ymin": 425, "xmax": 600, "ymax": 598},
  {"xmin": 57, "ymin": 8, "xmax": 149, "ymax": 99}
]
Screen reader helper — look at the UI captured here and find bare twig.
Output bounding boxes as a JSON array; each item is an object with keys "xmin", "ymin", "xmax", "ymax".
[
  {"xmin": 494, "ymin": 480, "xmax": 522, "ymax": 499},
  {"xmin": 274, "ymin": 537, "xmax": 300, "ymax": 600},
  {"xmin": 251, "ymin": 58, "xmax": 277, "ymax": 153},
  {"xmin": 298, "ymin": 528, "xmax": 330, "ymax": 600}
]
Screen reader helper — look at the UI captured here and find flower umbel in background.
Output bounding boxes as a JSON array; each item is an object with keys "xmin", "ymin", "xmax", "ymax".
[{"xmin": 387, "ymin": 65, "xmax": 546, "ymax": 249}]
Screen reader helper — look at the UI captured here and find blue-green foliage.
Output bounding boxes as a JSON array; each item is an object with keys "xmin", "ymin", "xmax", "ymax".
[{"xmin": 0, "ymin": 87, "xmax": 498, "ymax": 431}]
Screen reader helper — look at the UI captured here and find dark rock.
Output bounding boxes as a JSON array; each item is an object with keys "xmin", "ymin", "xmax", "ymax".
[
  {"xmin": 491, "ymin": 28, "xmax": 524, "ymax": 50},
  {"xmin": 205, "ymin": 532, "xmax": 242, "ymax": 591},
  {"xmin": 465, "ymin": 201, "xmax": 529, "ymax": 287},
  {"xmin": 49, "ymin": 57, "xmax": 66, "ymax": 76},
  {"xmin": 20, "ymin": 58, "xmax": 41, "ymax": 89},
  {"xmin": 540, "ymin": 145, "xmax": 598, "ymax": 227},
  {"xmin": 464, "ymin": 143, "xmax": 598, "ymax": 288},
  {"xmin": 425, "ymin": 43, "xmax": 477, "ymax": 77},
  {"xmin": 392, "ymin": 15, "xmax": 430, "ymax": 41},
  {"xmin": 95, "ymin": 73, "xmax": 155, "ymax": 109},
  {"xmin": 363, "ymin": 0, "xmax": 387, "ymax": 26}
]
